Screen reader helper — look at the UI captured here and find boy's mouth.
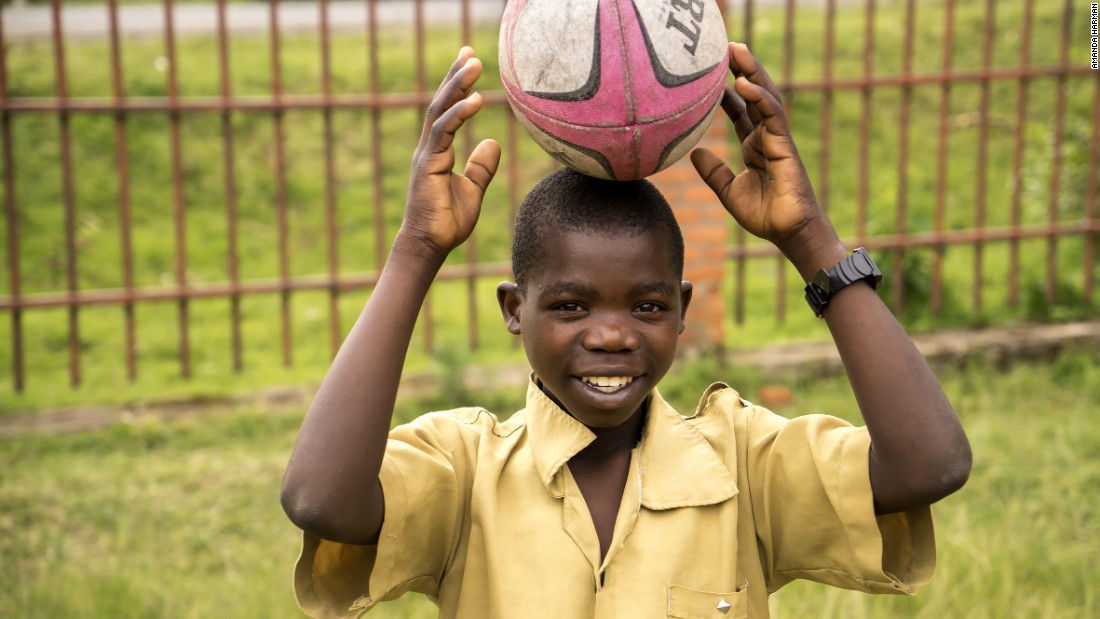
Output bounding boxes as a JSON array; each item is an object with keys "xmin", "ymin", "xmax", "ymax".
[{"xmin": 579, "ymin": 376, "xmax": 635, "ymax": 393}]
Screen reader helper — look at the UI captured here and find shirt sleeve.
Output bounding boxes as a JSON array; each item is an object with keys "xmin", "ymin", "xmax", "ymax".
[
  {"xmin": 744, "ymin": 407, "xmax": 936, "ymax": 595},
  {"xmin": 294, "ymin": 409, "xmax": 484, "ymax": 618}
]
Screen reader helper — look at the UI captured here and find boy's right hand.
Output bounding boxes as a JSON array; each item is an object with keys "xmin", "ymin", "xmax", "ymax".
[
  {"xmin": 281, "ymin": 50, "xmax": 501, "ymax": 546},
  {"xmin": 400, "ymin": 47, "xmax": 501, "ymax": 260}
]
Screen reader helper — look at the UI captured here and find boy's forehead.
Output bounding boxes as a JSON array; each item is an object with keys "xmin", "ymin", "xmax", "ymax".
[{"xmin": 523, "ymin": 227, "xmax": 678, "ymax": 285}]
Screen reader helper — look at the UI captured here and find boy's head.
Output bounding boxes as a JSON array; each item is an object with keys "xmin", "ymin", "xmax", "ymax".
[
  {"xmin": 510, "ymin": 168, "xmax": 685, "ymax": 290},
  {"xmin": 498, "ymin": 168, "xmax": 692, "ymax": 429}
]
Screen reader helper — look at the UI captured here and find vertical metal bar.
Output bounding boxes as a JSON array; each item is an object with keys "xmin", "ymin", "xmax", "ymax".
[
  {"xmin": 733, "ymin": 0, "xmax": 754, "ymax": 325},
  {"xmin": 269, "ymin": 0, "xmax": 292, "ymax": 367},
  {"xmin": 466, "ymin": 226, "xmax": 479, "ymax": 351},
  {"xmin": 801, "ymin": 0, "xmax": 833, "ymax": 323},
  {"xmin": 51, "ymin": 0, "xmax": 81, "ymax": 387},
  {"xmin": 892, "ymin": 0, "xmax": 916, "ymax": 314},
  {"xmin": 819, "ymin": 0, "xmax": 835, "ymax": 214},
  {"xmin": 504, "ymin": 0, "xmax": 519, "ymax": 236},
  {"xmin": 507, "ymin": 106, "xmax": 520, "ymax": 350},
  {"xmin": 165, "ymin": 0, "xmax": 191, "ymax": 378},
  {"xmin": 368, "ymin": 0, "xmax": 385, "ymax": 276},
  {"xmin": 1007, "ymin": 0, "xmax": 1034, "ymax": 307},
  {"xmin": 216, "ymin": 0, "xmax": 243, "ymax": 373},
  {"xmin": 742, "ymin": 0, "xmax": 754, "ymax": 48},
  {"xmin": 505, "ymin": 0, "xmax": 519, "ymax": 349},
  {"xmin": 781, "ymin": 0, "xmax": 794, "ymax": 102},
  {"xmin": 1085, "ymin": 71, "xmax": 1100, "ymax": 303},
  {"xmin": 774, "ymin": 0, "xmax": 796, "ymax": 324},
  {"xmin": 461, "ymin": 0, "xmax": 472, "ymax": 46},
  {"xmin": 414, "ymin": 0, "xmax": 427, "ymax": 110},
  {"xmin": 319, "ymin": 0, "xmax": 341, "ymax": 358},
  {"xmin": 779, "ymin": 0, "xmax": 796, "ymax": 128},
  {"xmin": 0, "ymin": 6, "xmax": 24, "ymax": 392},
  {"xmin": 107, "ymin": 0, "xmax": 137, "ymax": 382},
  {"xmin": 413, "ymin": 0, "xmax": 434, "ymax": 354},
  {"xmin": 856, "ymin": 0, "xmax": 875, "ymax": 247},
  {"xmin": 931, "ymin": 0, "xmax": 955, "ymax": 314},
  {"xmin": 973, "ymin": 0, "xmax": 996, "ymax": 312},
  {"xmin": 461, "ymin": 0, "xmax": 478, "ymax": 350},
  {"xmin": 1044, "ymin": 0, "xmax": 1072, "ymax": 305}
]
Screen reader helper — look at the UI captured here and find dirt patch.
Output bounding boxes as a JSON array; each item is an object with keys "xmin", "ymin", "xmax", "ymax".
[
  {"xmin": 726, "ymin": 320, "xmax": 1100, "ymax": 376},
  {"xmin": 3, "ymin": 321, "xmax": 1098, "ymax": 438}
]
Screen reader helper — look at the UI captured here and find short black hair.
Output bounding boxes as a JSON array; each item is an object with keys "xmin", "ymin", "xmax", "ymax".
[{"xmin": 511, "ymin": 168, "xmax": 685, "ymax": 289}]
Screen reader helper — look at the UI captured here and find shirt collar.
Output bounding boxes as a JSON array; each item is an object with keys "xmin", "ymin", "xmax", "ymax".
[{"xmin": 523, "ymin": 377, "xmax": 738, "ymax": 509}]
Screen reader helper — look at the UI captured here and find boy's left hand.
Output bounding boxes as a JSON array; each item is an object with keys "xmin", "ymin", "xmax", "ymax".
[
  {"xmin": 690, "ymin": 43, "xmax": 839, "ymax": 264},
  {"xmin": 691, "ymin": 49, "xmax": 971, "ymax": 515}
]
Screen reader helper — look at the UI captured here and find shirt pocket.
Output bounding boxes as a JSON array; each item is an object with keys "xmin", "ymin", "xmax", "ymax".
[{"xmin": 667, "ymin": 581, "xmax": 749, "ymax": 619}]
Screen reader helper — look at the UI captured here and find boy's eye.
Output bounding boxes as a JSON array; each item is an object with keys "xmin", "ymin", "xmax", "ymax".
[
  {"xmin": 556, "ymin": 302, "xmax": 583, "ymax": 313},
  {"xmin": 635, "ymin": 302, "xmax": 663, "ymax": 314}
]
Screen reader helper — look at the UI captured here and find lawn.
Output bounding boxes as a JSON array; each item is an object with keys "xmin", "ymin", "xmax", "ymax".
[{"xmin": 2, "ymin": 348, "xmax": 1098, "ymax": 618}]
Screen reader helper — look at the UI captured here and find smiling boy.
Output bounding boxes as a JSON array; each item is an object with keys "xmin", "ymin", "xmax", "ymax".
[{"xmin": 281, "ymin": 44, "xmax": 971, "ymax": 618}]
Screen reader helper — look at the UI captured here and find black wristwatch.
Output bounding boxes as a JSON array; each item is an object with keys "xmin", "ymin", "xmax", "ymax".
[{"xmin": 803, "ymin": 248, "xmax": 882, "ymax": 318}]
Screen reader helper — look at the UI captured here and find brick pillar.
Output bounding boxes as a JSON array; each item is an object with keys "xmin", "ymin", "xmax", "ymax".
[{"xmin": 649, "ymin": 114, "xmax": 729, "ymax": 352}]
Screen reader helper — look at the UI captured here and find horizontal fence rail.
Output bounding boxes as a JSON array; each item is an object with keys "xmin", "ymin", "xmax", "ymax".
[{"xmin": 1, "ymin": 0, "xmax": 1097, "ymax": 395}]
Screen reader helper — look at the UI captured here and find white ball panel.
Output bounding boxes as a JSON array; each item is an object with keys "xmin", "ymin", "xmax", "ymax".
[{"xmin": 511, "ymin": 0, "xmax": 601, "ymax": 94}]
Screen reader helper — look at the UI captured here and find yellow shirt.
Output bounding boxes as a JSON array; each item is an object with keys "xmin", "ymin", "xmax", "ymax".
[{"xmin": 295, "ymin": 380, "xmax": 935, "ymax": 618}]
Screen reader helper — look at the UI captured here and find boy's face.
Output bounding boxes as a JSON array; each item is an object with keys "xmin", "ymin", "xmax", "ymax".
[{"xmin": 497, "ymin": 228, "xmax": 692, "ymax": 429}]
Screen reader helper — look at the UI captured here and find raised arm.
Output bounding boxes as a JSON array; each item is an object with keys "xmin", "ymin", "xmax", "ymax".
[
  {"xmin": 281, "ymin": 47, "xmax": 500, "ymax": 544},
  {"xmin": 690, "ymin": 43, "xmax": 971, "ymax": 514}
]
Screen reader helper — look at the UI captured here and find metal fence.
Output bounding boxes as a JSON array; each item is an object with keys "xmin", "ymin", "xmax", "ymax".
[
  {"xmin": 1, "ymin": 0, "xmax": 1097, "ymax": 394},
  {"xmin": 723, "ymin": 0, "xmax": 1098, "ymax": 326}
]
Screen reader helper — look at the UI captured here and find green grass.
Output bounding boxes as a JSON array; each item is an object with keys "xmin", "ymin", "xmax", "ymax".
[
  {"xmin": 1, "ymin": 0, "xmax": 1098, "ymax": 411},
  {"xmin": 2, "ymin": 348, "xmax": 1098, "ymax": 618}
]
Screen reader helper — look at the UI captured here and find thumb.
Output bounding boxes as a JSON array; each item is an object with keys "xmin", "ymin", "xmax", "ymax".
[
  {"xmin": 690, "ymin": 147, "xmax": 735, "ymax": 204},
  {"xmin": 463, "ymin": 138, "xmax": 501, "ymax": 195}
]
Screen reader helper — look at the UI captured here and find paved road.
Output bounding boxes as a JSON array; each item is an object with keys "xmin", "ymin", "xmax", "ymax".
[
  {"xmin": 2, "ymin": 0, "xmax": 508, "ymax": 40},
  {"xmin": 2, "ymin": 0, "xmax": 832, "ymax": 40}
]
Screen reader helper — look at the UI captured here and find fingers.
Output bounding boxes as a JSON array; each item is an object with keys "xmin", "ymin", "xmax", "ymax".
[
  {"xmin": 420, "ymin": 91, "xmax": 484, "ymax": 174},
  {"xmin": 734, "ymin": 75, "xmax": 794, "ymax": 153},
  {"xmin": 438, "ymin": 46, "xmax": 476, "ymax": 91},
  {"xmin": 729, "ymin": 42, "xmax": 782, "ymax": 106},
  {"xmin": 723, "ymin": 42, "xmax": 793, "ymax": 151},
  {"xmin": 689, "ymin": 147, "xmax": 735, "ymax": 204},
  {"xmin": 433, "ymin": 46, "xmax": 478, "ymax": 105},
  {"xmin": 463, "ymin": 139, "xmax": 502, "ymax": 195},
  {"xmin": 420, "ymin": 48, "xmax": 484, "ymax": 147},
  {"xmin": 720, "ymin": 84, "xmax": 754, "ymax": 145}
]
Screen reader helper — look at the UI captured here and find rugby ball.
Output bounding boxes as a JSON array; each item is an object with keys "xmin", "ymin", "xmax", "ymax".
[{"xmin": 499, "ymin": 0, "xmax": 729, "ymax": 180}]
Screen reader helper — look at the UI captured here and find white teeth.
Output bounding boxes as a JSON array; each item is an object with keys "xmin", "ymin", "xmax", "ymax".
[{"xmin": 580, "ymin": 376, "xmax": 634, "ymax": 392}]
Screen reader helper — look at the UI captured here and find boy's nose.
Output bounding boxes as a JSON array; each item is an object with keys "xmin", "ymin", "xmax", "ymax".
[{"xmin": 581, "ymin": 317, "xmax": 639, "ymax": 352}]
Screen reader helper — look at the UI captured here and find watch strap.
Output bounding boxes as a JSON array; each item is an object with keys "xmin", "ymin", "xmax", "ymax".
[{"xmin": 804, "ymin": 248, "xmax": 882, "ymax": 317}]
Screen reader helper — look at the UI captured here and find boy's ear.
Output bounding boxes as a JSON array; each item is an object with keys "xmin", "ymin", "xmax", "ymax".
[
  {"xmin": 679, "ymin": 281, "xmax": 694, "ymax": 334},
  {"xmin": 496, "ymin": 281, "xmax": 523, "ymax": 335}
]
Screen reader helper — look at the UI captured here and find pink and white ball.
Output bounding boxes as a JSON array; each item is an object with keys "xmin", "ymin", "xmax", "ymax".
[{"xmin": 499, "ymin": 0, "xmax": 729, "ymax": 181}]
